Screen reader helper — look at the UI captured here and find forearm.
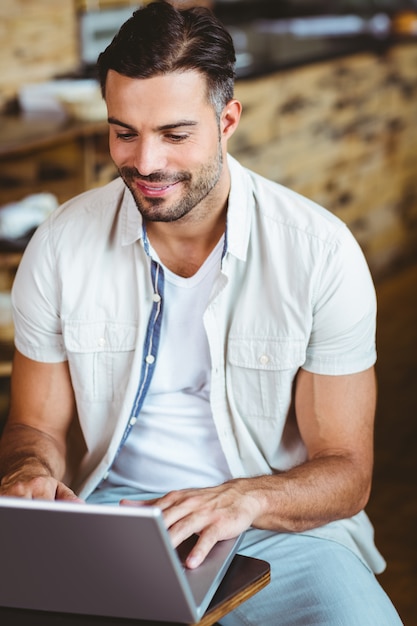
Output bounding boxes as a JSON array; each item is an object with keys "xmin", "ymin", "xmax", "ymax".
[
  {"xmin": 0, "ymin": 353, "xmax": 79, "ymax": 499},
  {"xmin": 132, "ymin": 452, "xmax": 372, "ymax": 569},
  {"xmin": 234, "ymin": 453, "xmax": 372, "ymax": 533},
  {"xmin": 0, "ymin": 421, "xmax": 67, "ymax": 485}
]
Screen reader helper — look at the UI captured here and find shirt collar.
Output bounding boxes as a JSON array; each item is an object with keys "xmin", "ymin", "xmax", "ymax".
[
  {"xmin": 225, "ymin": 154, "xmax": 253, "ymax": 262},
  {"xmin": 120, "ymin": 183, "xmax": 144, "ymax": 247}
]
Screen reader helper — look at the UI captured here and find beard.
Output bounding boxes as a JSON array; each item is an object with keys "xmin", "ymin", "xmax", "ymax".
[{"xmin": 119, "ymin": 144, "xmax": 223, "ymax": 223}]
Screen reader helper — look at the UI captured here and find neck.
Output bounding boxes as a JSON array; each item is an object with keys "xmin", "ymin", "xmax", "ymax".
[
  {"xmin": 144, "ymin": 163, "xmax": 230, "ymax": 277},
  {"xmin": 145, "ymin": 203, "xmax": 227, "ymax": 278}
]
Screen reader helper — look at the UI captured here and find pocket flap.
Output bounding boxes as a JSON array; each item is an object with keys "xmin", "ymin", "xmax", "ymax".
[
  {"xmin": 64, "ymin": 320, "xmax": 137, "ymax": 353},
  {"xmin": 228, "ymin": 337, "xmax": 306, "ymax": 370}
]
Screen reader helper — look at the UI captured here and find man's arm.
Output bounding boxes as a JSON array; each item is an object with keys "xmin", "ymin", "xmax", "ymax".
[
  {"xmin": 125, "ymin": 367, "xmax": 376, "ymax": 568},
  {"xmin": 0, "ymin": 350, "xmax": 81, "ymax": 500}
]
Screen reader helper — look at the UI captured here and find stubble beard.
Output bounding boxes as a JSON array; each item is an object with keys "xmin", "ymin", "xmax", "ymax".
[{"xmin": 120, "ymin": 144, "xmax": 223, "ymax": 223}]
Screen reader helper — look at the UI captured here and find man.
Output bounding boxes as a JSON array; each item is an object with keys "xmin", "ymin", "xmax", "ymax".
[{"xmin": 0, "ymin": 2, "xmax": 402, "ymax": 624}]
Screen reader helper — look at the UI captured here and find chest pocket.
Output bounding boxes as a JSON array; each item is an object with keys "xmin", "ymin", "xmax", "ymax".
[
  {"xmin": 64, "ymin": 321, "xmax": 138, "ymax": 402},
  {"xmin": 226, "ymin": 338, "xmax": 306, "ymax": 420}
]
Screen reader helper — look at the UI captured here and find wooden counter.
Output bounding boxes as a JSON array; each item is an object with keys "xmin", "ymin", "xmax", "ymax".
[{"xmin": 0, "ymin": 114, "xmax": 116, "ymax": 207}]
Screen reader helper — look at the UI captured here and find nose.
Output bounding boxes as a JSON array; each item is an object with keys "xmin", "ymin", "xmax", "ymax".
[{"xmin": 133, "ymin": 136, "xmax": 166, "ymax": 177}]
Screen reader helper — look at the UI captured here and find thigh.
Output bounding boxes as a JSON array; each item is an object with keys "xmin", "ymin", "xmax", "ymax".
[{"xmin": 220, "ymin": 530, "xmax": 403, "ymax": 626}]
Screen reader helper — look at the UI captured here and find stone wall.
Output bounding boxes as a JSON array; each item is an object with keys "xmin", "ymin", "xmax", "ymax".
[
  {"xmin": 230, "ymin": 44, "xmax": 417, "ymax": 279},
  {"xmin": 0, "ymin": 1, "xmax": 156, "ymax": 112},
  {"xmin": 0, "ymin": 0, "xmax": 78, "ymax": 111}
]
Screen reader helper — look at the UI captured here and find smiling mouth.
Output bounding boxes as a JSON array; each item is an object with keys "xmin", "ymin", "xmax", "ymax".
[{"xmin": 136, "ymin": 180, "xmax": 181, "ymax": 196}]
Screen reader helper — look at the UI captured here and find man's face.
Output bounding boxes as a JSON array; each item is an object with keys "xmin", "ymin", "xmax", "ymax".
[{"xmin": 105, "ymin": 70, "xmax": 229, "ymax": 223}]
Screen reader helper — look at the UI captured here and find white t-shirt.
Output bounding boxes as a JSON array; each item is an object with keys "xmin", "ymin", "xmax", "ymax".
[{"xmin": 103, "ymin": 236, "xmax": 232, "ymax": 492}]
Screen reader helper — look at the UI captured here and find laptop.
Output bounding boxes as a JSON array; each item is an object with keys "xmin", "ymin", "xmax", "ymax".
[{"xmin": 0, "ymin": 496, "xmax": 243, "ymax": 623}]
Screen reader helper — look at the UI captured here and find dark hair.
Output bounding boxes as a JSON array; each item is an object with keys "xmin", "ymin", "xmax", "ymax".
[{"xmin": 97, "ymin": 1, "xmax": 236, "ymax": 117}]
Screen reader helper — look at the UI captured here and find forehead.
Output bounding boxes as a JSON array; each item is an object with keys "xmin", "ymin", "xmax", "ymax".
[{"xmin": 105, "ymin": 70, "xmax": 213, "ymax": 121}]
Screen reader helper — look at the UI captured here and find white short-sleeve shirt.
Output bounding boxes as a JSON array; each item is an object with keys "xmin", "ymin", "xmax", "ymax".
[{"xmin": 11, "ymin": 155, "xmax": 383, "ymax": 572}]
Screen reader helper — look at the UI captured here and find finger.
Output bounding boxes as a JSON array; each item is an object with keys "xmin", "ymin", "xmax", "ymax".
[
  {"xmin": 55, "ymin": 482, "xmax": 84, "ymax": 502},
  {"xmin": 167, "ymin": 504, "xmax": 220, "ymax": 551},
  {"xmin": 0, "ymin": 476, "xmax": 57, "ymax": 500},
  {"xmin": 185, "ymin": 529, "xmax": 220, "ymax": 569},
  {"xmin": 119, "ymin": 491, "xmax": 198, "ymax": 529},
  {"xmin": 119, "ymin": 498, "xmax": 159, "ymax": 507},
  {"xmin": 156, "ymin": 490, "xmax": 210, "ymax": 529}
]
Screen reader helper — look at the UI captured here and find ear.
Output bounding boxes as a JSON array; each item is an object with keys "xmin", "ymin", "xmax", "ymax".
[{"xmin": 220, "ymin": 99, "xmax": 242, "ymax": 140}]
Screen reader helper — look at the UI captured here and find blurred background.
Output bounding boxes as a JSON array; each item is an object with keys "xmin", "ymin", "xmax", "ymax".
[{"xmin": 0, "ymin": 1, "xmax": 416, "ymax": 622}]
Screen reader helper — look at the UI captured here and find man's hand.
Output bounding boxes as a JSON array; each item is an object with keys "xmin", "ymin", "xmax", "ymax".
[
  {"xmin": 121, "ymin": 479, "xmax": 261, "ymax": 568},
  {"xmin": 0, "ymin": 467, "xmax": 82, "ymax": 501}
]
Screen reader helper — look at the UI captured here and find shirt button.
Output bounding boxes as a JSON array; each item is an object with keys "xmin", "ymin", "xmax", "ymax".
[
  {"xmin": 152, "ymin": 293, "xmax": 161, "ymax": 303},
  {"xmin": 98, "ymin": 337, "xmax": 106, "ymax": 347},
  {"xmin": 129, "ymin": 417, "xmax": 137, "ymax": 427},
  {"xmin": 145, "ymin": 354, "xmax": 155, "ymax": 364},
  {"xmin": 259, "ymin": 354, "xmax": 269, "ymax": 365}
]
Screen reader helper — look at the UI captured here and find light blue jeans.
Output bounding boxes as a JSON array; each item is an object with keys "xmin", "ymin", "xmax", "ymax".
[{"xmin": 87, "ymin": 486, "xmax": 403, "ymax": 625}]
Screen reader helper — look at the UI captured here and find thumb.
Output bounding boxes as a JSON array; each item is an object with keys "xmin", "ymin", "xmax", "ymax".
[{"xmin": 55, "ymin": 482, "xmax": 84, "ymax": 502}]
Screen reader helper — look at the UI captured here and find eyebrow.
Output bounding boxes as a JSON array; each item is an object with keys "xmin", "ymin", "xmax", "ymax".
[{"xmin": 107, "ymin": 117, "xmax": 198, "ymax": 131}]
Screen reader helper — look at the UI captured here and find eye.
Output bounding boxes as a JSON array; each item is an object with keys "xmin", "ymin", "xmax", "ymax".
[
  {"xmin": 115, "ymin": 132, "xmax": 136, "ymax": 141},
  {"xmin": 165, "ymin": 133, "xmax": 189, "ymax": 143}
]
